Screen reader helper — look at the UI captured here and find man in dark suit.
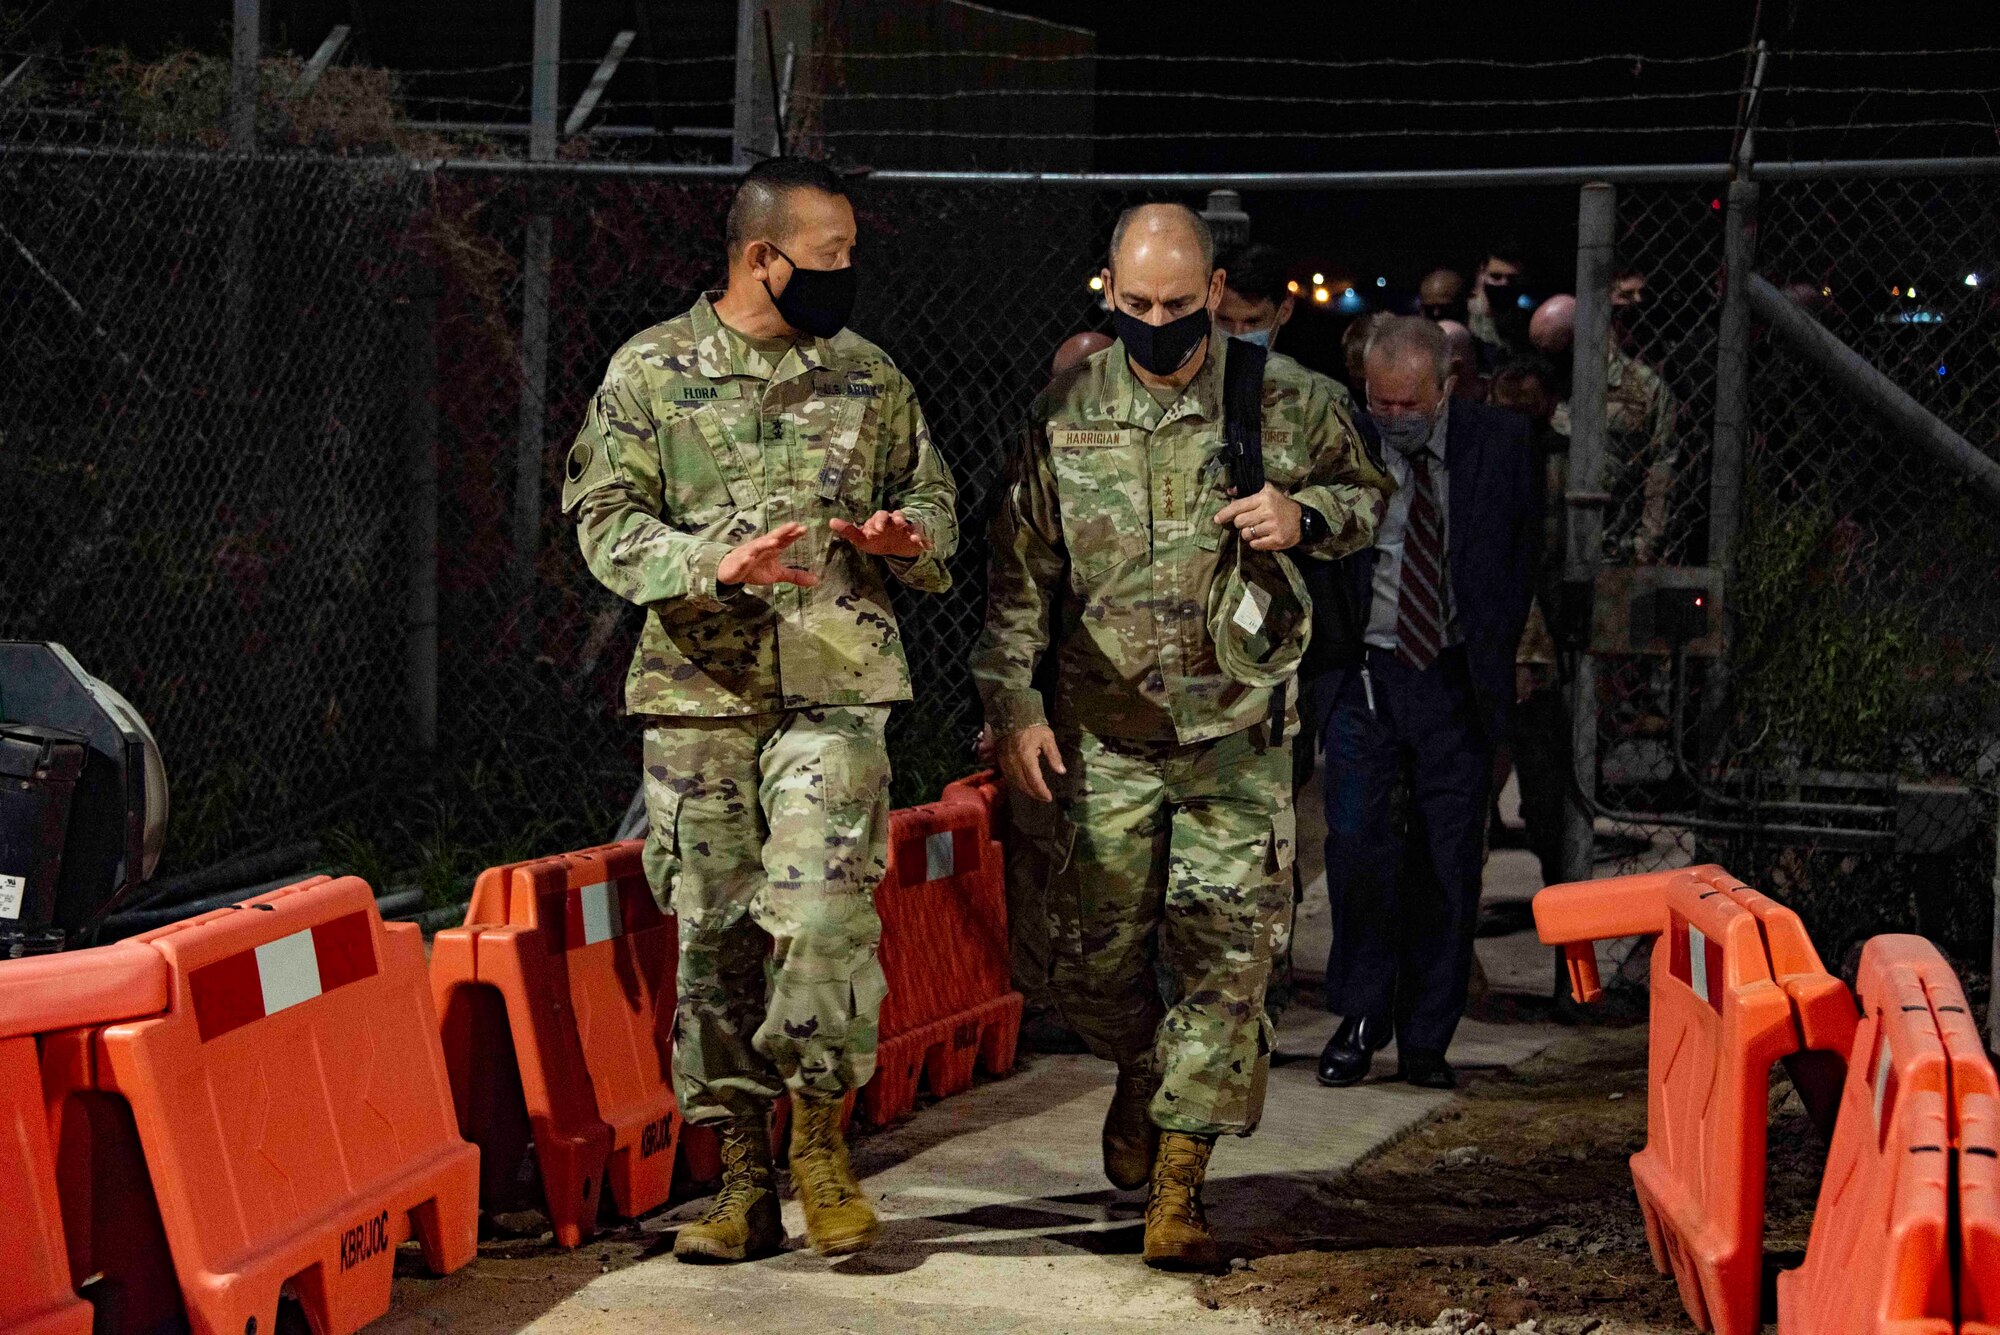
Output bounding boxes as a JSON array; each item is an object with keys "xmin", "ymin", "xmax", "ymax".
[{"xmin": 1300, "ymin": 316, "xmax": 1540, "ymax": 1090}]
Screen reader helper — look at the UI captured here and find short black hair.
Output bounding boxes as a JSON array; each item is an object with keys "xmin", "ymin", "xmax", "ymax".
[
  {"xmin": 1218, "ymin": 241, "xmax": 1290, "ymax": 306},
  {"xmin": 725, "ymin": 156, "xmax": 848, "ymax": 253},
  {"xmin": 1483, "ymin": 239, "xmax": 1527, "ymax": 272},
  {"xmin": 1491, "ymin": 353, "xmax": 1559, "ymax": 394}
]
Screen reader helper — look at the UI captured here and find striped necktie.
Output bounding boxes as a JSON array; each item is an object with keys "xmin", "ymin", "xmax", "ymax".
[{"xmin": 1395, "ymin": 451, "xmax": 1446, "ymax": 671}]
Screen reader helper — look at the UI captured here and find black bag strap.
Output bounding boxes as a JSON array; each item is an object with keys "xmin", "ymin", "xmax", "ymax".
[
  {"xmin": 1219, "ymin": 338, "xmax": 1289, "ymax": 748},
  {"xmin": 1222, "ymin": 337, "xmax": 1268, "ymax": 498}
]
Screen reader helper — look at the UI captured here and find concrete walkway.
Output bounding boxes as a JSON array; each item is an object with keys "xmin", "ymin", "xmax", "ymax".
[{"xmin": 378, "ymin": 776, "xmax": 1582, "ymax": 1334}]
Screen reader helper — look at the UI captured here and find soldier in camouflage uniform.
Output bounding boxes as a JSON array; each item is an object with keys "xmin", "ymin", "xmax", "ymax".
[
  {"xmin": 564, "ymin": 158, "xmax": 957, "ymax": 1263},
  {"xmin": 1535, "ymin": 294, "xmax": 1679, "ymax": 566},
  {"xmin": 971, "ymin": 203, "xmax": 1392, "ymax": 1271}
]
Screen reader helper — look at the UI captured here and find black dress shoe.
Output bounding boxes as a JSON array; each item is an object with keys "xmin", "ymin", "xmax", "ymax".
[
  {"xmin": 1316, "ymin": 1015, "xmax": 1393, "ymax": 1087},
  {"xmin": 1398, "ymin": 1049, "xmax": 1457, "ymax": 1090}
]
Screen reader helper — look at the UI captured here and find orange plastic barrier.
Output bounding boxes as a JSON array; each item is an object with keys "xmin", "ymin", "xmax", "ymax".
[
  {"xmin": 1534, "ymin": 865, "xmax": 1856, "ymax": 1335},
  {"xmin": 432, "ymin": 839, "xmax": 683, "ymax": 1246},
  {"xmin": 1961, "ymin": 1089, "xmax": 2000, "ymax": 1335},
  {"xmin": 0, "ymin": 943, "xmax": 170, "ymax": 1335},
  {"xmin": 1779, "ymin": 935, "xmax": 2000, "ymax": 1335},
  {"xmin": 862, "ymin": 784, "xmax": 1022, "ymax": 1126},
  {"xmin": 42, "ymin": 877, "xmax": 477, "ymax": 1335}
]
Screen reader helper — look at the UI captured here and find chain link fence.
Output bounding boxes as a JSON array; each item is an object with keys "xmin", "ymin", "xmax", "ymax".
[
  {"xmin": 1721, "ymin": 171, "xmax": 1999, "ymax": 979},
  {"xmin": 3, "ymin": 77, "xmax": 1994, "ymax": 990},
  {"xmin": 0, "ymin": 129, "xmax": 428, "ymax": 873},
  {"xmin": 1577, "ymin": 172, "xmax": 1998, "ymax": 994}
]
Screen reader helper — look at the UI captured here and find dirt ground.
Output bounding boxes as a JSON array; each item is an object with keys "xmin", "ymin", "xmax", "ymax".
[{"xmin": 1195, "ymin": 1022, "xmax": 1830, "ymax": 1334}]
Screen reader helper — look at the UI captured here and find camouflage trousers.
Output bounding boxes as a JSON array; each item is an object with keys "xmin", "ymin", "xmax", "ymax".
[
  {"xmin": 1003, "ymin": 787, "xmax": 1074, "ymax": 1016},
  {"xmin": 640, "ymin": 706, "xmax": 891, "ymax": 1124},
  {"xmin": 1046, "ymin": 722, "xmax": 1295, "ymax": 1136}
]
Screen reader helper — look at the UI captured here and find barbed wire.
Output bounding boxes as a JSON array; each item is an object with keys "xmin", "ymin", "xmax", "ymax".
[
  {"xmin": 801, "ymin": 88, "xmax": 1747, "ymax": 107},
  {"xmin": 805, "ymin": 48, "xmax": 1751, "ymax": 69},
  {"xmin": 391, "ymin": 55, "xmax": 735, "ymax": 77},
  {"xmin": 811, "ymin": 122, "xmax": 2000, "ymax": 142},
  {"xmin": 801, "ymin": 85, "xmax": 2000, "ymax": 106}
]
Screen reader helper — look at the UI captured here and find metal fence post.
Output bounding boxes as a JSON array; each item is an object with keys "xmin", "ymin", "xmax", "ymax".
[
  {"xmin": 229, "ymin": 0, "xmax": 261, "ymax": 152},
  {"xmin": 406, "ymin": 271, "xmax": 440, "ymax": 754},
  {"xmin": 1709, "ymin": 175, "xmax": 1758, "ymax": 577},
  {"xmin": 1559, "ymin": 181, "xmax": 1617, "ymax": 888},
  {"xmin": 516, "ymin": 0, "xmax": 560, "ymax": 598}
]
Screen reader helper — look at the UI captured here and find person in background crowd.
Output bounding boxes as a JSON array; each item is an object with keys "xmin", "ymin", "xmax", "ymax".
[
  {"xmin": 564, "ymin": 157, "xmax": 958, "ymax": 1263},
  {"xmin": 1485, "ymin": 356, "xmax": 1569, "ymax": 888},
  {"xmin": 1341, "ymin": 311, "xmax": 1377, "ymax": 402},
  {"xmin": 1466, "ymin": 241, "xmax": 1532, "ymax": 366},
  {"xmin": 975, "ymin": 203, "xmax": 1390, "ymax": 1269},
  {"xmin": 1609, "ymin": 266, "xmax": 1649, "ymax": 354},
  {"xmin": 1215, "ymin": 240, "xmax": 1358, "ymax": 1021},
  {"xmin": 1217, "ymin": 241, "xmax": 1356, "ymax": 415},
  {"xmin": 974, "ymin": 327, "xmax": 1119, "ymax": 1056},
  {"xmin": 1302, "ymin": 316, "xmax": 1538, "ymax": 1093},
  {"xmin": 1419, "ymin": 267, "xmax": 1468, "ymax": 324},
  {"xmin": 1052, "ymin": 330, "xmax": 1113, "ymax": 379},
  {"xmin": 1214, "ymin": 243, "xmax": 1295, "ymax": 349},
  {"xmin": 1527, "ymin": 292, "xmax": 1677, "ymax": 565},
  {"xmin": 1437, "ymin": 319, "xmax": 1487, "ymax": 403}
]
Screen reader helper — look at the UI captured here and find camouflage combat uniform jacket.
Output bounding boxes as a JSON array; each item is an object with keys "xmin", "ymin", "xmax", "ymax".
[
  {"xmin": 562, "ymin": 296, "xmax": 958, "ymax": 716},
  {"xmin": 973, "ymin": 335, "xmax": 1393, "ymax": 746},
  {"xmin": 1551, "ymin": 347, "xmax": 1678, "ymax": 564}
]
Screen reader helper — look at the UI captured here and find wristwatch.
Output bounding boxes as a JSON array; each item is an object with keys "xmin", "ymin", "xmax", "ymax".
[{"xmin": 1296, "ymin": 504, "xmax": 1329, "ymax": 548}]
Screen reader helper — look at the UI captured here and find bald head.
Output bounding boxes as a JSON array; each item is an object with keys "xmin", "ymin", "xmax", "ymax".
[
  {"xmin": 1108, "ymin": 202, "xmax": 1214, "ymax": 280},
  {"xmin": 1051, "ymin": 330, "xmax": 1113, "ymax": 380},
  {"xmin": 1529, "ymin": 293, "xmax": 1575, "ymax": 355},
  {"xmin": 1419, "ymin": 267, "xmax": 1467, "ymax": 322}
]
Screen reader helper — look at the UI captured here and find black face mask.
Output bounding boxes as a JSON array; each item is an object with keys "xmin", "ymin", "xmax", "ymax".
[
  {"xmin": 1112, "ymin": 303, "xmax": 1211, "ymax": 378},
  {"xmin": 763, "ymin": 246, "xmax": 857, "ymax": 339}
]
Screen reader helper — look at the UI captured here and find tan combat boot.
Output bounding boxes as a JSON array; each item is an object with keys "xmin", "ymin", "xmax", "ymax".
[
  {"xmin": 673, "ymin": 1117, "xmax": 783, "ymax": 1263},
  {"xmin": 1142, "ymin": 1131, "xmax": 1221, "ymax": 1271},
  {"xmin": 1102, "ymin": 1064, "xmax": 1162, "ymax": 1190},
  {"xmin": 789, "ymin": 1091, "xmax": 880, "ymax": 1256}
]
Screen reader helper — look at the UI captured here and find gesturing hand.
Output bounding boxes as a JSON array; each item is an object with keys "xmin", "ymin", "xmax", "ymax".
[
  {"xmin": 997, "ymin": 724, "xmax": 1066, "ymax": 803},
  {"xmin": 830, "ymin": 509, "xmax": 932, "ymax": 558},
  {"xmin": 717, "ymin": 522, "xmax": 819, "ymax": 587},
  {"xmin": 1214, "ymin": 483, "xmax": 1304, "ymax": 552}
]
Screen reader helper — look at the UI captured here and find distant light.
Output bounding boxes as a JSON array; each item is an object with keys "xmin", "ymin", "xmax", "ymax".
[
  {"xmin": 1710, "ymin": 198, "xmax": 1721, "ymax": 211},
  {"xmin": 1908, "ymin": 285, "xmax": 1918, "ymax": 299},
  {"xmin": 1820, "ymin": 286, "xmax": 1831, "ymax": 297},
  {"xmin": 1313, "ymin": 286, "xmax": 1331, "ymax": 304},
  {"xmin": 1337, "ymin": 288, "xmax": 1367, "ymax": 313},
  {"xmin": 1312, "ymin": 272, "xmax": 1325, "ymax": 286},
  {"xmin": 1938, "ymin": 364, "xmax": 1949, "ymax": 377},
  {"xmin": 1374, "ymin": 276, "xmax": 1387, "ymax": 288},
  {"xmin": 1516, "ymin": 293, "xmax": 1533, "ymax": 309},
  {"xmin": 1965, "ymin": 273, "xmax": 1981, "ymax": 287},
  {"xmin": 1693, "ymin": 596, "xmax": 1704, "ymax": 607},
  {"xmin": 1892, "ymin": 285, "xmax": 1901, "ymax": 297},
  {"xmin": 1286, "ymin": 279, "xmax": 1300, "ymax": 294},
  {"xmin": 1088, "ymin": 275, "xmax": 1103, "ymax": 292}
]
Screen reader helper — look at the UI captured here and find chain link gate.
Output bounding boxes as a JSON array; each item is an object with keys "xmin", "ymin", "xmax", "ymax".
[{"xmin": 1572, "ymin": 169, "xmax": 1999, "ymax": 997}]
